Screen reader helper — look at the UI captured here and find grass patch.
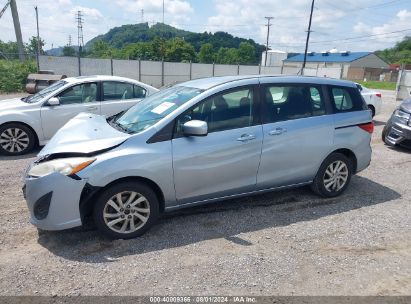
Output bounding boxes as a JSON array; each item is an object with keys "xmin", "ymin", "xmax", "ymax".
[{"xmin": 357, "ymin": 80, "xmax": 396, "ymax": 91}]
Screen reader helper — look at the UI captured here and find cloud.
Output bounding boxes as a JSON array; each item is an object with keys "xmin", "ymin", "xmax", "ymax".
[
  {"xmin": 0, "ymin": 0, "xmax": 104, "ymax": 49},
  {"xmin": 114, "ymin": 0, "xmax": 194, "ymax": 23},
  {"xmin": 204, "ymin": 0, "xmax": 410, "ymax": 52},
  {"xmin": 353, "ymin": 9, "xmax": 411, "ymax": 50}
]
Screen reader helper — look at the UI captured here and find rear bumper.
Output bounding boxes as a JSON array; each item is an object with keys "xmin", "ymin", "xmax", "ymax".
[{"xmin": 23, "ymin": 172, "xmax": 87, "ymax": 230}]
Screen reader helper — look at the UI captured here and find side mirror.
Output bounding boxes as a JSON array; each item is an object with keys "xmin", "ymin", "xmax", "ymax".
[
  {"xmin": 183, "ymin": 120, "xmax": 208, "ymax": 137},
  {"xmin": 47, "ymin": 97, "xmax": 60, "ymax": 106}
]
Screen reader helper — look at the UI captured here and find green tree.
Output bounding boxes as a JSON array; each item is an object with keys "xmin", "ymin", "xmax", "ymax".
[
  {"xmin": 27, "ymin": 36, "xmax": 45, "ymax": 55},
  {"xmin": 62, "ymin": 46, "xmax": 76, "ymax": 57},
  {"xmin": 151, "ymin": 36, "xmax": 166, "ymax": 60},
  {"xmin": 237, "ymin": 42, "xmax": 255, "ymax": 64},
  {"xmin": 0, "ymin": 40, "xmax": 21, "ymax": 59},
  {"xmin": 198, "ymin": 43, "xmax": 214, "ymax": 63},
  {"xmin": 164, "ymin": 38, "xmax": 196, "ymax": 62},
  {"xmin": 215, "ymin": 47, "xmax": 239, "ymax": 64},
  {"xmin": 376, "ymin": 36, "xmax": 411, "ymax": 64},
  {"xmin": 121, "ymin": 42, "xmax": 157, "ymax": 60},
  {"xmin": 89, "ymin": 40, "xmax": 113, "ymax": 58}
]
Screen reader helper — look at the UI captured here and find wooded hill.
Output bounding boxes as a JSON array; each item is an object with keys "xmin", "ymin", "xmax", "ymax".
[{"xmin": 84, "ymin": 23, "xmax": 265, "ymax": 64}]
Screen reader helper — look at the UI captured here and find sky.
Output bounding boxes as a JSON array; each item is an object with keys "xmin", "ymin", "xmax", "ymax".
[{"xmin": 0, "ymin": 0, "xmax": 410, "ymax": 53}]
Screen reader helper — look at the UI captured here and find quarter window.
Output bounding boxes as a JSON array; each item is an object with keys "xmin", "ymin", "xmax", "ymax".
[
  {"xmin": 57, "ymin": 83, "xmax": 97, "ymax": 105},
  {"xmin": 330, "ymin": 86, "xmax": 367, "ymax": 113},
  {"xmin": 134, "ymin": 85, "xmax": 147, "ymax": 98},
  {"xmin": 176, "ymin": 87, "xmax": 255, "ymax": 134},
  {"xmin": 103, "ymin": 82, "xmax": 135, "ymax": 101},
  {"xmin": 263, "ymin": 85, "xmax": 325, "ymax": 123}
]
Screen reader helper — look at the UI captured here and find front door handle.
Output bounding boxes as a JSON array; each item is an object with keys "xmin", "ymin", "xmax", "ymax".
[
  {"xmin": 86, "ymin": 106, "xmax": 98, "ymax": 111},
  {"xmin": 237, "ymin": 134, "xmax": 256, "ymax": 142},
  {"xmin": 269, "ymin": 127, "xmax": 287, "ymax": 136}
]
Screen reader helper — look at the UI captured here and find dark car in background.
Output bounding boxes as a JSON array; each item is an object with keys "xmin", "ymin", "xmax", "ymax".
[{"xmin": 382, "ymin": 99, "xmax": 411, "ymax": 150}]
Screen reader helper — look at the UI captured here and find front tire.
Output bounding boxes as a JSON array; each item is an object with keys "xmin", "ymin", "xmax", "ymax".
[
  {"xmin": 0, "ymin": 123, "xmax": 35, "ymax": 156},
  {"xmin": 311, "ymin": 153, "xmax": 353, "ymax": 198},
  {"xmin": 93, "ymin": 181, "xmax": 159, "ymax": 239}
]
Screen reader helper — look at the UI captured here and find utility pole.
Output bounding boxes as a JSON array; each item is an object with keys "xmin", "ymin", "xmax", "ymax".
[
  {"xmin": 35, "ymin": 6, "xmax": 40, "ymax": 71},
  {"xmin": 76, "ymin": 10, "xmax": 84, "ymax": 75},
  {"xmin": 10, "ymin": 0, "xmax": 25, "ymax": 60},
  {"xmin": 302, "ymin": 0, "xmax": 315, "ymax": 74},
  {"xmin": 68, "ymin": 35, "xmax": 72, "ymax": 46},
  {"xmin": 162, "ymin": 0, "xmax": 165, "ymax": 24},
  {"xmin": 264, "ymin": 17, "xmax": 273, "ymax": 66},
  {"xmin": 141, "ymin": 9, "xmax": 144, "ymax": 23}
]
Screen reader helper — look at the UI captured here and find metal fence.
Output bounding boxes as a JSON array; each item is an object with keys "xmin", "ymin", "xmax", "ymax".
[{"xmin": 39, "ymin": 55, "xmax": 344, "ymax": 88}]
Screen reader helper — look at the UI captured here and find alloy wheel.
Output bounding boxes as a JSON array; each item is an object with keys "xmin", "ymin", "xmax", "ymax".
[
  {"xmin": 0, "ymin": 127, "xmax": 30, "ymax": 153},
  {"xmin": 103, "ymin": 191, "xmax": 150, "ymax": 234},
  {"xmin": 323, "ymin": 160, "xmax": 349, "ymax": 192}
]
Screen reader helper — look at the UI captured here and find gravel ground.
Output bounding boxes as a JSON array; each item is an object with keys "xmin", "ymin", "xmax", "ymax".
[{"xmin": 0, "ymin": 90, "xmax": 410, "ymax": 296}]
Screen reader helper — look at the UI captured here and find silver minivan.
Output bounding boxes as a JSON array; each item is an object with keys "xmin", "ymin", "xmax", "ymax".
[{"xmin": 23, "ymin": 76, "xmax": 373, "ymax": 239}]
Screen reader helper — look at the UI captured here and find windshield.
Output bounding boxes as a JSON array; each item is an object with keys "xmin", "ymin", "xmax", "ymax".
[
  {"xmin": 113, "ymin": 86, "xmax": 203, "ymax": 134},
  {"xmin": 24, "ymin": 80, "xmax": 67, "ymax": 103}
]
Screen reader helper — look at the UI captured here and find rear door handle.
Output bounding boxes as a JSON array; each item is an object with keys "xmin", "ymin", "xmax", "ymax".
[
  {"xmin": 269, "ymin": 127, "xmax": 287, "ymax": 136},
  {"xmin": 86, "ymin": 106, "xmax": 98, "ymax": 111},
  {"xmin": 237, "ymin": 134, "xmax": 256, "ymax": 142}
]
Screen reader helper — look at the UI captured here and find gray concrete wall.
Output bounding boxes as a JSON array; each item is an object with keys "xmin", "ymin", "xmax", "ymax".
[{"xmin": 40, "ymin": 55, "xmax": 347, "ymax": 88}]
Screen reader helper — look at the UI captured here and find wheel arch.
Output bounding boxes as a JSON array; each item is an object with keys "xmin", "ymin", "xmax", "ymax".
[
  {"xmin": 328, "ymin": 148, "xmax": 358, "ymax": 173},
  {"xmin": 79, "ymin": 176, "xmax": 166, "ymax": 223},
  {"xmin": 0, "ymin": 121, "xmax": 40, "ymax": 146}
]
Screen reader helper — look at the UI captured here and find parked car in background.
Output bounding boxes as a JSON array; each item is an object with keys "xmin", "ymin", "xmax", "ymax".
[
  {"xmin": 23, "ymin": 75, "xmax": 373, "ymax": 239},
  {"xmin": 0, "ymin": 76, "xmax": 158, "ymax": 155},
  {"xmin": 382, "ymin": 98, "xmax": 411, "ymax": 150},
  {"xmin": 356, "ymin": 83, "xmax": 382, "ymax": 117}
]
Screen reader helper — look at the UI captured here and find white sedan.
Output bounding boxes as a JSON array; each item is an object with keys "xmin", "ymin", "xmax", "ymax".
[
  {"xmin": 0, "ymin": 75, "xmax": 158, "ymax": 155},
  {"xmin": 356, "ymin": 83, "xmax": 382, "ymax": 117}
]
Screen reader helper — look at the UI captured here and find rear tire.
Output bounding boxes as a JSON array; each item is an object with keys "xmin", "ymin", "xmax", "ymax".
[
  {"xmin": 311, "ymin": 153, "xmax": 353, "ymax": 198},
  {"xmin": 0, "ymin": 123, "xmax": 36, "ymax": 156},
  {"xmin": 93, "ymin": 181, "xmax": 159, "ymax": 239}
]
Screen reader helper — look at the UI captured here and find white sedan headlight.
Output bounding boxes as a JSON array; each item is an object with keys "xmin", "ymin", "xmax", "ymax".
[{"xmin": 28, "ymin": 157, "xmax": 96, "ymax": 178}]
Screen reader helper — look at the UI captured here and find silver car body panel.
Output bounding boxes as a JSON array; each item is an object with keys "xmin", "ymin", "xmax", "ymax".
[
  {"xmin": 23, "ymin": 75, "xmax": 373, "ymax": 230},
  {"xmin": 25, "ymin": 172, "xmax": 87, "ymax": 230},
  {"xmin": 39, "ymin": 113, "xmax": 129, "ymax": 156}
]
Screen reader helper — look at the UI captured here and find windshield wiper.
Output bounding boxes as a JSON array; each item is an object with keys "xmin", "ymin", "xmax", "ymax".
[{"xmin": 108, "ymin": 120, "xmax": 131, "ymax": 134}]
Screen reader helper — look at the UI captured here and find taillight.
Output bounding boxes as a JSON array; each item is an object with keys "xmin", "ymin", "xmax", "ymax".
[
  {"xmin": 376, "ymin": 92, "xmax": 381, "ymax": 98},
  {"xmin": 358, "ymin": 122, "xmax": 374, "ymax": 134}
]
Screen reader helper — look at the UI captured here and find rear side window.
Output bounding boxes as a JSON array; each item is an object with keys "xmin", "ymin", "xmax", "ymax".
[
  {"xmin": 262, "ymin": 85, "xmax": 326, "ymax": 123},
  {"xmin": 330, "ymin": 86, "xmax": 367, "ymax": 113},
  {"xmin": 103, "ymin": 82, "xmax": 134, "ymax": 101}
]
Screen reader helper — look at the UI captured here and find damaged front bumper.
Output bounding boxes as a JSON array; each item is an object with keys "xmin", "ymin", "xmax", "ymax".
[{"xmin": 23, "ymin": 172, "xmax": 88, "ymax": 230}]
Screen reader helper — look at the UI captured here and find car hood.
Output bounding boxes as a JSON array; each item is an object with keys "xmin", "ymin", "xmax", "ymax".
[
  {"xmin": 0, "ymin": 97, "xmax": 32, "ymax": 111},
  {"xmin": 400, "ymin": 99, "xmax": 411, "ymax": 114},
  {"xmin": 39, "ymin": 113, "xmax": 130, "ymax": 156}
]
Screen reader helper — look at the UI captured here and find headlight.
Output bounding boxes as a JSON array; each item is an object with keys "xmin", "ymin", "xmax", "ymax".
[
  {"xmin": 394, "ymin": 109, "xmax": 411, "ymax": 124},
  {"xmin": 28, "ymin": 157, "xmax": 96, "ymax": 178}
]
